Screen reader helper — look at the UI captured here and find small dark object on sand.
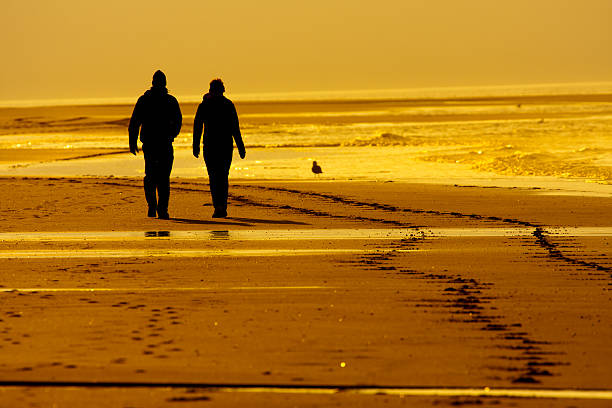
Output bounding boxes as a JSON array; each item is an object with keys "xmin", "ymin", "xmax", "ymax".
[{"xmin": 312, "ymin": 161, "xmax": 323, "ymax": 176}]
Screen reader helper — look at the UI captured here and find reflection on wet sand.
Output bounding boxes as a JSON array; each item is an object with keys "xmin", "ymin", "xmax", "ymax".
[
  {"xmin": 210, "ymin": 230, "xmax": 230, "ymax": 240},
  {"xmin": 144, "ymin": 231, "xmax": 171, "ymax": 238},
  {"xmin": 0, "ymin": 227, "xmax": 610, "ymax": 242}
]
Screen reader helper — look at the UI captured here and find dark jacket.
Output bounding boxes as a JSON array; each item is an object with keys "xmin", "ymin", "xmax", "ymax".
[
  {"xmin": 129, "ymin": 86, "xmax": 182, "ymax": 148},
  {"xmin": 193, "ymin": 93, "xmax": 244, "ymax": 153}
]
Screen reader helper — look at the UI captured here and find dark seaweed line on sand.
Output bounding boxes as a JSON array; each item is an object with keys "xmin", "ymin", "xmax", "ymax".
[
  {"xmin": 9, "ymin": 150, "xmax": 128, "ymax": 169},
  {"xmin": 99, "ymin": 180, "xmax": 420, "ymax": 229},
  {"xmin": 238, "ymin": 184, "xmax": 610, "ymax": 273},
  {"xmin": 95, "ymin": 179, "xmax": 608, "ymax": 272}
]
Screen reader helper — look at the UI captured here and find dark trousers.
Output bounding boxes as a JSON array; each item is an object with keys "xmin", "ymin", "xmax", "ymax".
[
  {"xmin": 143, "ymin": 145, "xmax": 174, "ymax": 214},
  {"xmin": 204, "ymin": 150, "xmax": 232, "ymax": 212}
]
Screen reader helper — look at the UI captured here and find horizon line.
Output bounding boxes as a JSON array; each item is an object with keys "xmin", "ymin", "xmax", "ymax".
[{"xmin": 2, "ymin": 81, "xmax": 612, "ymax": 108}]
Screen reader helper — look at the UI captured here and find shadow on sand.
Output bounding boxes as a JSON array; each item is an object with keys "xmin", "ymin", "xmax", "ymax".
[
  {"xmin": 229, "ymin": 217, "xmax": 309, "ymax": 226},
  {"xmin": 171, "ymin": 217, "xmax": 309, "ymax": 227},
  {"xmin": 171, "ymin": 217, "xmax": 253, "ymax": 227}
]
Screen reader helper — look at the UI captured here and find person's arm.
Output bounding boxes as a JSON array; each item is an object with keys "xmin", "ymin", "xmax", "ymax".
[
  {"xmin": 192, "ymin": 104, "xmax": 203, "ymax": 158},
  {"xmin": 231, "ymin": 103, "xmax": 245, "ymax": 159},
  {"xmin": 171, "ymin": 97, "xmax": 182, "ymax": 140},
  {"xmin": 128, "ymin": 97, "xmax": 142, "ymax": 155}
]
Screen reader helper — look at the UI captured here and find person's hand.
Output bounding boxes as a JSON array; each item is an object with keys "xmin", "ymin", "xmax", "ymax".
[
  {"xmin": 193, "ymin": 145, "xmax": 200, "ymax": 158},
  {"xmin": 239, "ymin": 148, "xmax": 246, "ymax": 159},
  {"xmin": 130, "ymin": 145, "xmax": 139, "ymax": 155}
]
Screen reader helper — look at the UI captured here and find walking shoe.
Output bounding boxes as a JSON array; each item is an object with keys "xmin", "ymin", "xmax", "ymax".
[
  {"xmin": 148, "ymin": 208, "xmax": 157, "ymax": 217},
  {"xmin": 212, "ymin": 210, "xmax": 227, "ymax": 218},
  {"xmin": 157, "ymin": 212, "xmax": 170, "ymax": 220}
]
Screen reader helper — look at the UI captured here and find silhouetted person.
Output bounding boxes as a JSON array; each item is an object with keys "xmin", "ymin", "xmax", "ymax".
[
  {"xmin": 129, "ymin": 70, "xmax": 182, "ymax": 219},
  {"xmin": 312, "ymin": 161, "xmax": 322, "ymax": 176},
  {"xmin": 193, "ymin": 78, "xmax": 245, "ymax": 218}
]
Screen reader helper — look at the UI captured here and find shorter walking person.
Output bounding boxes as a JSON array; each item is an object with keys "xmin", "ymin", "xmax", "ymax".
[
  {"xmin": 129, "ymin": 70, "xmax": 182, "ymax": 219},
  {"xmin": 193, "ymin": 78, "xmax": 246, "ymax": 218}
]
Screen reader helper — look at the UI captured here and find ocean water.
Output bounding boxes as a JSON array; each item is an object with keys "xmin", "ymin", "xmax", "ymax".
[{"xmin": 0, "ymin": 83, "xmax": 611, "ymax": 193}]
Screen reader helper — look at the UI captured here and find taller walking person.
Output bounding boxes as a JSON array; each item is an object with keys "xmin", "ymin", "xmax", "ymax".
[
  {"xmin": 129, "ymin": 70, "xmax": 182, "ymax": 219},
  {"xmin": 193, "ymin": 79, "xmax": 246, "ymax": 218}
]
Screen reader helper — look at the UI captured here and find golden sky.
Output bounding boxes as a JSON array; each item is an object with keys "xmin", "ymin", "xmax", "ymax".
[{"xmin": 2, "ymin": 0, "xmax": 611, "ymax": 101}]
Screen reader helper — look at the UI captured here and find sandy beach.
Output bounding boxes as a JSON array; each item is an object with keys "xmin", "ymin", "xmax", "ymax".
[
  {"xmin": 3, "ymin": 0, "xmax": 612, "ymax": 403},
  {"xmin": 0, "ymin": 174, "xmax": 610, "ymax": 407},
  {"xmin": 0, "ymin": 89, "xmax": 610, "ymax": 407}
]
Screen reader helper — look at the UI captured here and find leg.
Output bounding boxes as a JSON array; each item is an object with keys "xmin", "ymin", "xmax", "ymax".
[
  {"xmin": 205, "ymin": 167, "xmax": 219, "ymax": 209},
  {"xmin": 204, "ymin": 153, "xmax": 219, "ymax": 210},
  {"xmin": 204, "ymin": 151, "xmax": 232, "ymax": 217},
  {"xmin": 156, "ymin": 150, "xmax": 174, "ymax": 217},
  {"xmin": 218, "ymin": 157, "xmax": 232, "ymax": 215},
  {"xmin": 143, "ymin": 151, "xmax": 157, "ymax": 216}
]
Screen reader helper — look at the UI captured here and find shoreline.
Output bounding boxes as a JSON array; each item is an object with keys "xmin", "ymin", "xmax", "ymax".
[{"xmin": 0, "ymin": 143, "xmax": 610, "ymax": 197}]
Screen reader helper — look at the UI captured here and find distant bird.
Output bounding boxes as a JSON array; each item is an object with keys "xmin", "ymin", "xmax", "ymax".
[{"xmin": 311, "ymin": 161, "xmax": 323, "ymax": 177}]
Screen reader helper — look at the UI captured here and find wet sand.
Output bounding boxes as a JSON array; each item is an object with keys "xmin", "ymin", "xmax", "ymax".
[
  {"xmin": 0, "ymin": 176, "xmax": 610, "ymax": 407},
  {"xmin": 0, "ymin": 149, "xmax": 126, "ymax": 168}
]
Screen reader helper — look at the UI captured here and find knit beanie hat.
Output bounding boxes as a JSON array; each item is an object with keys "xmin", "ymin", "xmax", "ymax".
[{"xmin": 152, "ymin": 70, "xmax": 167, "ymax": 87}]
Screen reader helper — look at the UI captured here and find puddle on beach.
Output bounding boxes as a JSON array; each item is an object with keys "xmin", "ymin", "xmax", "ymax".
[
  {"xmin": 0, "ymin": 286, "xmax": 332, "ymax": 293},
  {"xmin": 0, "ymin": 248, "xmax": 397, "ymax": 259},
  {"xmin": 0, "ymin": 382, "xmax": 607, "ymax": 400},
  {"xmin": 208, "ymin": 386, "xmax": 612, "ymax": 400},
  {"xmin": 1, "ymin": 227, "xmax": 611, "ymax": 243}
]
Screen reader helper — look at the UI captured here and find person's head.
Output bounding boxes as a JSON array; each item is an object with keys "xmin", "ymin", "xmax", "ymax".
[
  {"xmin": 152, "ymin": 70, "xmax": 167, "ymax": 87},
  {"xmin": 209, "ymin": 78, "xmax": 225, "ymax": 95}
]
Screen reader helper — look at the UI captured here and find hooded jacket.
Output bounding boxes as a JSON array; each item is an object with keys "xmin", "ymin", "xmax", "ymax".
[
  {"xmin": 129, "ymin": 86, "xmax": 182, "ymax": 148},
  {"xmin": 193, "ymin": 93, "xmax": 244, "ymax": 154}
]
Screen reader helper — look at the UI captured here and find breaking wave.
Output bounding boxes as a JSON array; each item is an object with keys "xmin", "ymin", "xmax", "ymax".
[
  {"xmin": 345, "ymin": 133, "xmax": 410, "ymax": 146},
  {"xmin": 343, "ymin": 133, "xmax": 446, "ymax": 147}
]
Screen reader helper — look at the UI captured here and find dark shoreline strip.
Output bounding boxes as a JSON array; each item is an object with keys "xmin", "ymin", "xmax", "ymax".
[{"xmin": 53, "ymin": 150, "xmax": 127, "ymax": 162}]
